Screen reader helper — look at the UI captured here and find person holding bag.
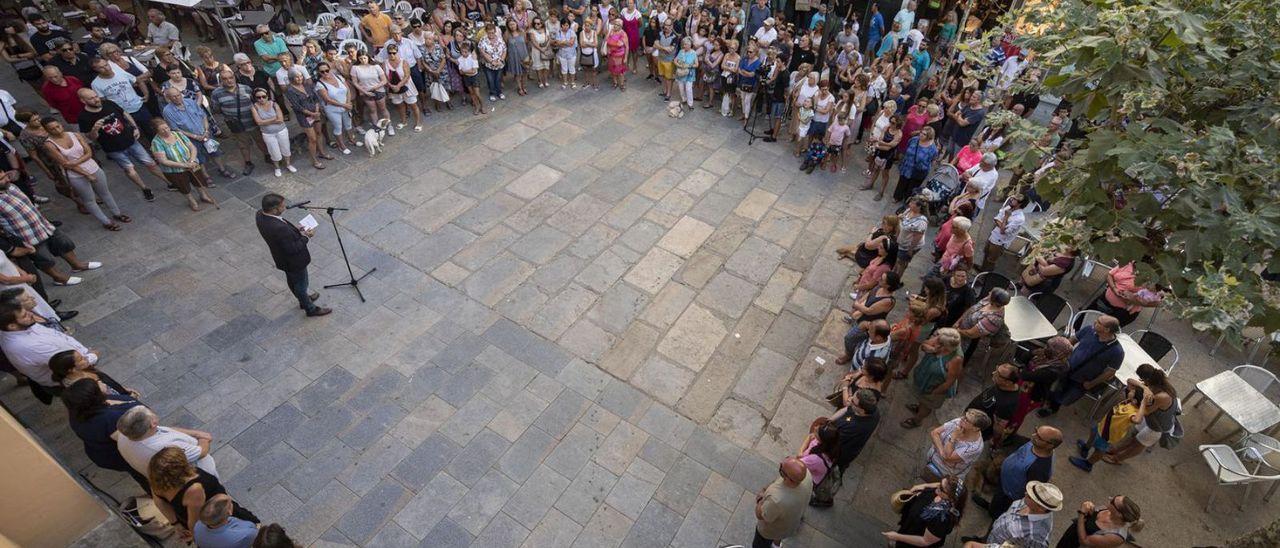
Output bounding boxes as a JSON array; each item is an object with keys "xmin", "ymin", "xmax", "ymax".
[
  {"xmin": 883, "ymin": 474, "xmax": 967, "ymax": 547},
  {"xmin": 150, "ymin": 119, "xmax": 218, "ymax": 211}
]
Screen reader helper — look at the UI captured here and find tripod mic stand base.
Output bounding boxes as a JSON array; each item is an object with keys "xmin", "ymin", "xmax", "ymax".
[{"xmin": 324, "ymin": 267, "xmax": 377, "ymax": 303}]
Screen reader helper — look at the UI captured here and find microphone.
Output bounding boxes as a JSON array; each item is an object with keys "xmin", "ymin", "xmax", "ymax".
[{"xmin": 285, "ymin": 200, "xmax": 311, "ymax": 209}]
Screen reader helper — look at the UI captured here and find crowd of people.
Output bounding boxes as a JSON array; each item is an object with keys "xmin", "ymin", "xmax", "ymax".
[{"xmin": 0, "ymin": 1, "xmax": 1182, "ymax": 547}]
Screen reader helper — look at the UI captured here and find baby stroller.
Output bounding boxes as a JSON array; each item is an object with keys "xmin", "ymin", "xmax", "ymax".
[
  {"xmin": 799, "ymin": 142, "xmax": 828, "ymax": 174},
  {"xmin": 909, "ymin": 164, "xmax": 961, "ymax": 223}
]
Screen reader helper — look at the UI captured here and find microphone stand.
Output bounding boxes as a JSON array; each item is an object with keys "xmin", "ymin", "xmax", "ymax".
[{"xmin": 294, "ymin": 204, "xmax": 375, "ymax": 302}]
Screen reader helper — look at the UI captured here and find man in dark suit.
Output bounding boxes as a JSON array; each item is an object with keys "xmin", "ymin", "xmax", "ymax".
[{"xmin": 255, "ymin": 193, "xmax": 331, "ymax": 317}]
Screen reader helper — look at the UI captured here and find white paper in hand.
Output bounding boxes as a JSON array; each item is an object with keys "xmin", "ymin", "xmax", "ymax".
[{"xmin": 298, "ymin": 214, "xmax": 319, "ymax": 231}]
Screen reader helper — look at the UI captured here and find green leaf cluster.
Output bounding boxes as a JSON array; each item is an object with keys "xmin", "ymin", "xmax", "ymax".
[{"xmin": 1007, "ymin": 0, "xmax": 1280, "ymax": 341}]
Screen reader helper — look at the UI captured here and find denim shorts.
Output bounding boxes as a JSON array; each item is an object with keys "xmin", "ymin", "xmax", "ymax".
[
  {"xmin": 770, "ymin": 101, "xmax": 786, "ymax": 118},
  {"xmin": 105, "ymin": 141, "xmax": 157, "ymax": 169}
]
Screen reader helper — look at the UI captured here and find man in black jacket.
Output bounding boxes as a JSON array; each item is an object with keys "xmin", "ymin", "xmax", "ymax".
[{"xmin": 255, "ymin": 194, "xmax": 330, "ymax": 317}]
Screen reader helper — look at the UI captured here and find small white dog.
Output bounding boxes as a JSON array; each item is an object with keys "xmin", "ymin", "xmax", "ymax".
[
  {"xmin": 363, "ymin": 118, "xmax": 390, "ymax": 156},
  {"xmin": 666, "ymin": 101, "xmax": 684, "ymax": 119}
]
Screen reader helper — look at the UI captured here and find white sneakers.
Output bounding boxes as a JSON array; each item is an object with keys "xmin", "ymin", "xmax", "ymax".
[
  {"xmin": 53, "ymin": 276, "xmax": 83, "ymax": 286},
  {"xmin": 274, "ymin": 168, "xmax": 282, "ymax": 177},
  {"xmin": 74, "ymin": 262, "xmax": 102, "ymax": 271},
  {"xmin": 287, "ymin": 165, "xmax": 298, "ymax": 173}
]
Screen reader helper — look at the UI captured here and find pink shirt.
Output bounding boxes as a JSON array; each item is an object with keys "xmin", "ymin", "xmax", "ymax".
[
  {"xmin": 899, "ymin": 107, "xmax": 929, "ymax": 152},
  {"xmin": 799, "ymin": 438, "xmax": 830, "ymax": 485},
  {"xmin": 827, "ymin": 122, "xmax": 851, "ymax": 146},
  {"xmin": 939, "ymin": 234, "xmax": 973, "ymax": 273},
  {"xmin": 955, "ymin": 145, "xmax": 983, "ymax": 172}
]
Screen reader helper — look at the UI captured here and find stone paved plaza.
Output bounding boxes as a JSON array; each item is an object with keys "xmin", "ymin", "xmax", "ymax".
[
  {"xmin": 5, "ymin": 75, "xmax": 1279, "ymax": 547},
  {"xmin": 5, "ymin": 82, "xmax": 897, "ymax": 547}
]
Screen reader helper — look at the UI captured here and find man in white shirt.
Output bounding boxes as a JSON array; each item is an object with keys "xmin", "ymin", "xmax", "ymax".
[
  {"xmin": 893, "ymin": 1, "xmax": 916, "ymax": 41},
  {"xmin": 146, "ymin": 9, "xmax": 181, "ymax": 47},
  {"xmin": 0, "ymin": 89, "xmax": 20, "ymax": 134},
  {"xmin": 753, "ymin": 17, "xmax": 778, "ymax": 48},
  {"xmin": 116, "ymin": 406, "xmax": 219, "ymax": 479},
  {"xmin": 963, "ymin": 152, "xmax": 1000, "ymax": 212},
  {"xmin": 0, "ymin": 300, "xmax": 98, "ymax": 389},
  {"xmin": 375, "ymin": 24, "xmax": 419, "ymax": 67},
  {"xmin": 981, "ymin": 195, "xmax": 1027, "ymax": 271},
  {"xmin": 906, "ymin": 20, "xmax": 927, "ymax": 53}
]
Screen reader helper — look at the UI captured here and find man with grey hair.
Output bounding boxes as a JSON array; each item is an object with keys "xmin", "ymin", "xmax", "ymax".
[
  {"xmin": 1039, "ymin": 314, "xmax": 1124, "ymax": 417},
  {"xmin": 162, "ymin": 86, "xmax": 234, "ymax": 178},
  {"xmin": 253, "ymin": 24, "xmax": 290, "ymax": 76},
  {"xmin": 209, "ymin": 67, "xmax": 260, "ymax": 175},
  {"xmin": 194, "ymin": 494, "xmax": 258, "ymax": 547},
  {"xmin": 963, "ymin": 152, "xmax": 1000, "ymax": 213},
  {"xmin": 146, "ymin": 9, "xmax": 180, "ymax": 47},
  {"xmin": 115, "ymin": 405, "xmax": 219, "ymax": 479}
]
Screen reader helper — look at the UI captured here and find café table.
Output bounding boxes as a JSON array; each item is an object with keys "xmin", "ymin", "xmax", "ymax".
[
  {"xmin": 1005, "ymin": 296, "xmax": 1058, "ymax": 343},
  {"xmin": 1188, "ymin": 370, "xmax": 1280, "ymax": 438}
]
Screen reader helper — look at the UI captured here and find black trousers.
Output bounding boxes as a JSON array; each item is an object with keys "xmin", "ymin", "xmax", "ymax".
[
  {"xmin": 753, "ymin": 527, "xmax": 779, "ymax": 548},
  {"xmin": 284, "ymin": 268, "xmax": 315, "ymax": 312}
]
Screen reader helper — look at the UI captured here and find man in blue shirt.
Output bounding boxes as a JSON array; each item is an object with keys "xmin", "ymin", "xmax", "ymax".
[
  {"xmin": 865, "ymin": 3, "xmax": 884, "ymax": 58},
  {"xmin": 193, "ymin": 495, "xmax": 258, "ymax": 548},
  {"xmin": 745, "ymin": 0, "xmax": 771, "ymax": 48},
  {"xmin": 962, "ymin": 427, "xmax": 1059, "ymax": 542},
  {"xmin": 1038, "ymin": 315, "xmax": 1124, "ymax": 417},
  {"xmin": 161, "ymin": 87, "xmax": 234, "ymax": 178},
  {"xmin": 971, "ymin": 426, "xmax": 1061, "ymax": 524}
]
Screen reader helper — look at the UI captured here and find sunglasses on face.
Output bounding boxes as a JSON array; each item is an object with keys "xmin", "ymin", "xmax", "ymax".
[{"xmin": 254, "ymin": 94, "xmax": 267, "ymax": 99}]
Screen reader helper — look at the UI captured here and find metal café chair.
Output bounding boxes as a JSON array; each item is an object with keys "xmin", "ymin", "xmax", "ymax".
[
  {"xmin": 1029, "ymin": 292, "xmax": 1073, "ymax": 330},
  {"xmin": 1065, "ymin": 309, "xmax": 1105, "ymax": 338},
  {"xmin": 1188, "ymin": 443, "xmax": 1280, "ymax": 511},
  {"xmin": 1130, "ymin": 329, "xmax": 1179, "ymax": 374},
  {"xmin": 972, "ymin": 271, "xmax": 1016, "ymax": 301}
]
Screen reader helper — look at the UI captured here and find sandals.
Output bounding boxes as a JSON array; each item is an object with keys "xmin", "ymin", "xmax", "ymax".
[
  {"xmin": 103, "ymin": 223, "xmax": 122, "ymax": 231},
  {"xmin": 313, "ymin": 162, "xmax": 326, "ymax": 170},
  {"xmin": 112, "ymin": 214, "xmax": 132, "ymax": 223},
  {"xmin": 318, "ymin": 153, "xmax": 335, "ymax": 160},
  {"xmin": 189, "ymin": 202, "xmax": 202, "ymax": 212},
  {"xmin": 906, "ymin": 403, "xmax": 920, "ymax": 413},
  {"xmin": 900, "ymin": 418, "xmax": 921, "ymax": 429}
]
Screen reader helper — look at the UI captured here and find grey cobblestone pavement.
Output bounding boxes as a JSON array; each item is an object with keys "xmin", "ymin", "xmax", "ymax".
[{"xmin": 5, "ymin": 83, "xmax": 894, "ymax": 547}]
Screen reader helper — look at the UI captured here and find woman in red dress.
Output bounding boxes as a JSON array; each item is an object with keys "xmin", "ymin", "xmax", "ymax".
[{"xmin": 606, "ymin": 19, "xmax": 630, "ymax": 90}]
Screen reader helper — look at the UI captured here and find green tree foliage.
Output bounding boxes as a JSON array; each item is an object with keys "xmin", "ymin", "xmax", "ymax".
[{"xmin": 1002, "ymin": 0, "xmax": 1280, "ymax": 338}]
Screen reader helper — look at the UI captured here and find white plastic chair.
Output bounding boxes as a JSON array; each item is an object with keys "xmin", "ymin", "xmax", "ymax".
[
  {"xmin": 316, "ymin": 11, "xmax": 338, "ymax": 26},
  {"xmin": 409, "ymin": 6, "xmax": 426, "ymax": 20},
  {"xmin": 338, "ymin": 38, "xmax": 369, "ymax": 55},
  {"xmin": 394, "ymin": 0, "xmax": 413, "ymax": 15},
  {"xmin": 1194, "ymin": 443, "xmax": 1280, "ymax": 511}
]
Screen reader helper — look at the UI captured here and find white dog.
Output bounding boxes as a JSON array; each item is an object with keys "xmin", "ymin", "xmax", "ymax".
[
  {"xmin": 363, "ymin": 118, "xmax": 390, "ymax": 156},
  {"xmin": 666, "ymin": 101, "xmax": 684, "ymax": 119}
]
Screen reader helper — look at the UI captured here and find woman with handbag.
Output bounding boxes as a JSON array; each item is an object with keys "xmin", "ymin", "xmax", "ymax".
[
  {"xmin": 864, "ymin": 114, "xmax": 903, "ymax": 199},
  {"xmin": 1071, "ymin": 364, "xmax": 1176, "ymax": 472},
  {"xmin": 315, "ymin": 62, "xmax": 357, "ymax": 155},
  {"xmin": 505, "ymin": 20, "xmax": 531, "ymax": 96},
  {"xmin": 384, "ymin": 44, "xmax": 423, "ymax": 132},
  {"xmin": 284, "ymin": 71, "xmax": 333, "ymax": 170},
  {"xmin": 150, "ymin": 119, "xmax": 218, "ymax": 211},
  {"xmin": 673, "ymin": 37, "xmax": 698, "ymax": 109},
  {"xmin": 882, "ymin": 474, "xmax": 967, "ymax": 547},
  {"xmin": 717, "ymin": 39, "xmax": 740, "ymax": 117},
  {"xmin": 797, "ymin": 418, "xmax": 839, "ymax": 484},
  {"xmin": 579, "ymin": 17, "xmax": 602, "ymax": 90},
  {"xmin": 421, "ymin": 32, "xmax": 451, "ymax": 111},
  {"xmin": 699, "ymin": 38, "xmax": 722, "ymax": 106},
  {"xmin": 528, "ymin": 17, "xmax": 553, "ymax": 89}
]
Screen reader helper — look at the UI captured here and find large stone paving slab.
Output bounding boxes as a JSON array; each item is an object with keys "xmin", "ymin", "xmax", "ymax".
[{"xmin": 0, "ymin": 77, "xmax": 904, "ymax": 548}]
